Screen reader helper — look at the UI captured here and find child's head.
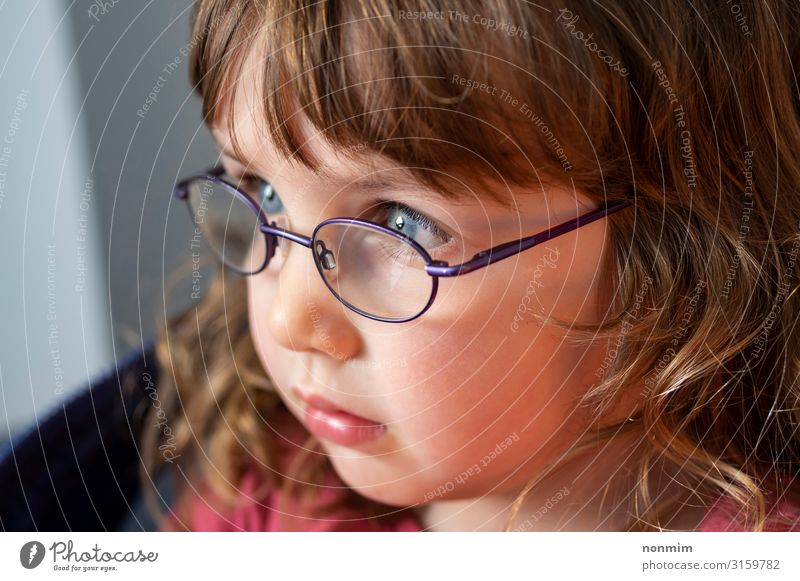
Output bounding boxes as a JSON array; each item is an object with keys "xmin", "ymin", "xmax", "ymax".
[{"xmin": 149, "ymin": 0, "xmax": 800, "ymax": 530}]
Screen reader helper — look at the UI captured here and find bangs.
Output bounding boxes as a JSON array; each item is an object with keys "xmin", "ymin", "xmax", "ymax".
[{"xmin": 187, "ymin": 1, "xmax": 605, "ymax": 208}]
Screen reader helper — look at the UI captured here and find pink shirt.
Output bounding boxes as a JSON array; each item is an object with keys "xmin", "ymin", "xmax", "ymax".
[
  {"xmin": 168, "ymin": 480, "xmax": 800, "ymax": 531},
  {"xmin": 169, "ymin": 482, "xmax": 800, "ymax": 532},
  {"xmin": 169, "ymin": 467, "xmax": 422, "ymax": 532},
  {"xmin": 162, "ymin": 416, "xmax": 800, "ymax": 532},
  {"xmin": 162, "ymin": 413, "xmax": 421, "ymax": 532},
  {"xmin": 697, "ymin": 492, "xmax": 800, "ymax": 532}
]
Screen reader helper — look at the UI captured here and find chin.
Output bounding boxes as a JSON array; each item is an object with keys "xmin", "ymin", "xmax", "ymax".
[{"xmin": 324, "ymin": 453, "xmax": 428, "ymax": 507}]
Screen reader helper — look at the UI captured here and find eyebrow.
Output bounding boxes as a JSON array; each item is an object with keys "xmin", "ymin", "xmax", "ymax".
[
  {"xmin": 210, "ymin": 128, "xmax": 520, "ymax": 211},
  {"xmin": 213, "ymin": 136, "xmax": 523, "ymax": 228},
  {"xmin": 214, "ymin": 139, "xmax": 253, "ymax": 169},
  {"xmin": 213, "ymin": 132, "xmax": 324, "ymax": 177},
  {"xmin": 352, "ymin": 172, "xmax": 434, "ymax": 195},
  {"xmin": 213, "ymin": 133, "xmax": 441, "ymax": 197}
]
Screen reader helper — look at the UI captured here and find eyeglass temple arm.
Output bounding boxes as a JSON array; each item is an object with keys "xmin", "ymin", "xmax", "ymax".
[{"xmin": 425, "ymin": 199, "xmax": 633, "ymax": 277}]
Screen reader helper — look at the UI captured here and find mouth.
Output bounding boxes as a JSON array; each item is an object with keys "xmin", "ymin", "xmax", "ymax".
[{"xmin": 292, "ymin": 386, "xmax": 387, "ymax": 447}]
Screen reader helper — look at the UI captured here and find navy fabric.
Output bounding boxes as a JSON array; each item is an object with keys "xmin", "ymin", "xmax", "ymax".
[{"xmin": 0, "ymin": 341, "xmax": 165, "ymax": 531}]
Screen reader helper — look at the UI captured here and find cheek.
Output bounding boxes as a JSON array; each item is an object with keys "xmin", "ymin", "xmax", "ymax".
[
  {"xmin": 372, "ymin": 314, "xmax": 598, "ymax": 492},
  {"xmin": 241, "ymin": 224, "xmax": 609, "ymax": 501},
  {"xmin": 246, "ymin": 276, "xmax": 262, "ymax": 345},
  {"xmin": 360, "ymin": 237, "xmax": 607, "ymax": 492},
  {"xmin": 246, "ymin": 272, "xmax": 279, "ymax": 375}
]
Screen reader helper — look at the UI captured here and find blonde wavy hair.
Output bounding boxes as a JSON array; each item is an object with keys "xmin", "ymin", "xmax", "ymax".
[{"xmin": 142, "ymin": 0, "xmax": 800, "ymax": 531}]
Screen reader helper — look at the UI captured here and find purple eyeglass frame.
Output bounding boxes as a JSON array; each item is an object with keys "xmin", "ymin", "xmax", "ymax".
[{"xmin": 174, "ymin": 165, "xmax": 634, "ymax": 323}]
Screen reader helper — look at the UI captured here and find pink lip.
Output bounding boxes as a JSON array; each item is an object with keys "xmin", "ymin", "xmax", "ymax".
[{"xmin": 292, "ymin": 387, "xmax": 386, "ymax": 447}]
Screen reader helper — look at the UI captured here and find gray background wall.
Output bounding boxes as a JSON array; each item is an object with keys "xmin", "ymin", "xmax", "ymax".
[{"xmin": 0, "ymin": 0, "xmax": 216, "ymax": 440}]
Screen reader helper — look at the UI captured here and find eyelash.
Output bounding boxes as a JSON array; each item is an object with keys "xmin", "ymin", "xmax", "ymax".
[
  {"xmin": 236, "ymin": 172, "xmax": 452, "ymax": 243},
  {"xmin": 372, "ymin": 198, "xmax": 452, "ymax": 244},
  {"xmin": 238, "ymin": 173, "xmax": 263, "ymax": 190}
]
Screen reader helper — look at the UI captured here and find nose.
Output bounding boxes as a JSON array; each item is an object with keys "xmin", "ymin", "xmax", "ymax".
[{"xmin": 264, "ymin": 237, "xmax": 362, "ymax": 360}]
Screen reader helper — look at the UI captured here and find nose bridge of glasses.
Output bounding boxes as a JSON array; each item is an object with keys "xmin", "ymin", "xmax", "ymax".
[{"xmin": 260, "ymin": 221, "xmax": 312, "ymax": 249}]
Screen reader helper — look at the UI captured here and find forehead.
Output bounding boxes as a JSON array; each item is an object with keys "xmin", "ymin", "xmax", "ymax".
[
  {"xmin": 208, "ymin": 35, "xmax": 528, "ymax": 209},
  {"xmin": 210, "ymin": 119, "xmax": 432, "ymax": 197},
  {"xmin": 209, "ymin": 42, "xmax": 406, "ymax": 184}
]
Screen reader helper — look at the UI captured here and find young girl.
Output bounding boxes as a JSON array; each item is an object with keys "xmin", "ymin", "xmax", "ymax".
[{"xmin": 145, "ymin": 0, "xmax": 800, "ymax": 531}]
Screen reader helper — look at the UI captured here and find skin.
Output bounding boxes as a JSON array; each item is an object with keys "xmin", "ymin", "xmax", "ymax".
[{"xmin": 206, "ymin": 46, "xmax": 705, "ymax": 532}]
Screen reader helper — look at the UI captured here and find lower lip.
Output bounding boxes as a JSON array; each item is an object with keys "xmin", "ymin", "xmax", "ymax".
[{"xmin": 303, "ymin": 404, "xmax": 387, "ymax": 447}]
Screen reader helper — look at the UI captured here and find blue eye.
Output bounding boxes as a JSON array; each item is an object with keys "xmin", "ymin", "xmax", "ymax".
[
  {"xmin": 256, "ymin": 179, "xmax": 284, "ymax": 215},
  {"xmin": 375, "ymin": 200, "xmax": 452, "ymax": 252},
  {"xmin": 229, "ymin": 172, "xmax": 284, "ymax": 215}
]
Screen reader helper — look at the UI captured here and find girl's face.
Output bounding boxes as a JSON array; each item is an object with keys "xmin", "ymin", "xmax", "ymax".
[{"xmin": 213, "ymin": 57, "xmax": 619, "ymax": 507}]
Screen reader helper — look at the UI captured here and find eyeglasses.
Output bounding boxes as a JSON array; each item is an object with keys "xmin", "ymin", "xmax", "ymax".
[{"xmin": 174, "ymin": 165, "xmax": 633, "ymax": 323}]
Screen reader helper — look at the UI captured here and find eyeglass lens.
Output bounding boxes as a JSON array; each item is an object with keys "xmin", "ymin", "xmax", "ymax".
[{"xmin": 186, "ymin": 177, "xmax": 434, "ymax": 320}]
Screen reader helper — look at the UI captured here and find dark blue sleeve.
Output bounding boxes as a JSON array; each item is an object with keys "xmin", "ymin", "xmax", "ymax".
[{"xmin": 0, "ymin": 340, "xmax": 160, "ymax": 531}]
